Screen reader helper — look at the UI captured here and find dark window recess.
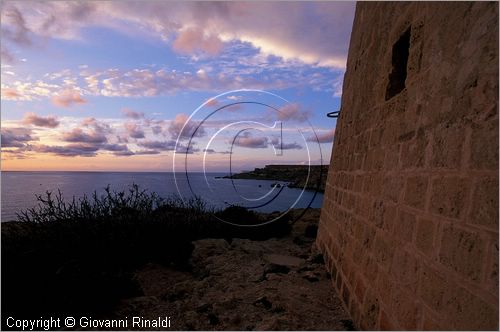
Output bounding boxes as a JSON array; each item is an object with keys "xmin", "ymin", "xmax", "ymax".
[{"xmin": 385, "ymin": 27, "xmax": 411, "ymax": 100}]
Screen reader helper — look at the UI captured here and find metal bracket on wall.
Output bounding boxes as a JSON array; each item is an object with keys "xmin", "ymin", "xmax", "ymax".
[{"xmin": 326, "ymin": 110, "xmax": 341, "ymax": 118}]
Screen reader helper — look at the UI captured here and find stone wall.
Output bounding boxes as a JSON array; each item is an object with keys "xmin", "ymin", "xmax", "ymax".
[{"xmin": 316, "ymin": 2, "xmax": 498, "ymax": 330}]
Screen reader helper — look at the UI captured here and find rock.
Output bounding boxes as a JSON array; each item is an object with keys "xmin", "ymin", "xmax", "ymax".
[
  {"xmin": 302, "ymin": 271, "xmax": 320, "ymax": 282},
  {"xmin": 162, "ymin": 284, "xmax": 188, "ymax": 302},
  {"xmin": 192, "ymin": 239, "xmax": 230, "ymax": 258},
  {"xmin": 304, "ymin": 224, "xmax": 318, "ymax": 238},
  {"xmin": 264, "ymin": 254, "xmax": 304, "ymax": 267},
  {"xmin": 256, "ymin": 317, "xmax": 283, "ymax": 330},
  {"xmin": 293, "ymin": 236, "xmax": 312, "ymax": 245},
  {"xmin": 341, "ymin": 319, "xmax": 356, "ymax": 331},
  {"xmin": 253, "ymin": 296, "xmax": 272, "ymax": 310},
  {"xmin": 208, "ymin": 313, "xmax": 220, "ymax": 325},
  {"xmin": 308, "ymin": 253, "xmax": 324, "ymax": 264},
  {"xmin": 196, "ymin": 303, "xmax": 212, "ymax": 313},
  {"xmin": 264, "ymin": 263, "xmax": 290, "ymax": 275},
  {"xmin": 112, "ymin": 208, "xmax": 353, "ymax": 330}
]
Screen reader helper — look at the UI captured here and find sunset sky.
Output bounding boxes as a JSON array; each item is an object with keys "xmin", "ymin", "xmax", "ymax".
[{"xmin": 1, "ymin": 1, "xmax": 355, "ymax": 172}]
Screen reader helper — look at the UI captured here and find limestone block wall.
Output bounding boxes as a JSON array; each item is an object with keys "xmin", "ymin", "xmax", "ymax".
[{"xmin": 316, "ymin": 2, "xmax": 498, "ymax": 330}]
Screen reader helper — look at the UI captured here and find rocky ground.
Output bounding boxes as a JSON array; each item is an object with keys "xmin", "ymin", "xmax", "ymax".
[{"xmin": 113, "ymin": 209, "xmax": 354, "ymax": 330}]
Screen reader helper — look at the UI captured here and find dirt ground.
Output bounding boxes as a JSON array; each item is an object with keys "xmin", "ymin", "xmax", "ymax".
[{"xmin": 113, "ymin": 209, "xmax": 354, "ymax": 330}]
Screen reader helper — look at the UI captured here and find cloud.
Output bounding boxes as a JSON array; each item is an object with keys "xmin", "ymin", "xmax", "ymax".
[
  {"xmin": 151, "ymin": 125, "xmax": 163, "ymax": 135},
  {"xmin": 205, "ymin": 98, "xmax": 220, "ymax": 108},
  {"xmin": 203, "ymin": 148, "xmax": 216, "ymax": 154},
  {"xmin": 270, "ymin": 137, "xmax": 303, "ymax": 150},
  {"xmin": 31, "ymin": 143, "xmax": 99, "ymax": 157},
  {"xmin": 307, "ymin": 129, "xmax": 335, "ymax": 143},
  {"xmin": 1, "ymin": 2, "xmax": 354, "ymax": 68},
  {"xmin": 276, "ymin": 103, "xmax": 311, "ymax": 123},
  {"xmin": 234, "ymin": 132, "xmax": 269, "ymax": 149},
  {"xmin": 1, "ymin": 128, "xmax": 35, "ymax": 148},
  {"xmin": 1, "ymin": 81, "xmax": 60, "ymax": 101},
  {"xmin": 1, "ymin": 87, "xmax": 22, "ymax": 99},
  {"xmin": 52, "ymin": 89, "xmax": 86, "ymax": 107},
  {"xmin": 2, "ymin": 62, "xmax": 343, "ymax": 99},
  {"xmin": 1, "ymin": 148, "xmax": 30, "ymax": 159},
  {"xmin": 101, "ymin": 143, "xmax": 129, "ymax": 152},
  {"xmin": 1, "ymin": 46, "xmax": 15, "ymax": 64},
  {"xmin": 172, "ymin": 28, "xmax": 223, "ymax": 56},
  {"xmin": 62, "ymin": 128, "xmax": 107, "ymax": 144},
  {"xmin": 135, "ymin": 150, "xmax": 161, "ymax": 155},
  {"xmin": 1, "ymin": 6, "xmax": 31, "ymax": 46},
  {"xmin": 27, "ymin": 140, "xmax": 131, "ymax": 158},
  {"xmin": 168, "ymin": 113, "xmax": 205, "ymax": 140},
  {"xmin": 137, "ymin": 140, "xmax": 176, "ymax": 151},
  {"xmin": 81, "ymin": 117, "xmax": 111, "ymax": 134},
  {"xmin": 61, "ymin": 118, "xmax": 111, "ymax": 144},
  {"xmin": 231, "ymin": 132, "xmax": 304, "ymax": 150},
  {"xmin": 175, "ymin": 144, "xmax": 199, "ymax": 154},
  {"xmin": 121, "ymin": 108, "xmax": 144, "ymax": 119},
  {"xmin": 275, "ymin": 142, "xmax": 303, "ymax": 150},
  {"xmin": 124, "ymin": 122, "xmax": 145, "ymax": 139},
  {"xmin": 113, "ymin": 150, "xmax": 135, "ymax": 157},
  {"xmin": 22, "ymin": 112, "xmax": 59, "ymax": 128}
]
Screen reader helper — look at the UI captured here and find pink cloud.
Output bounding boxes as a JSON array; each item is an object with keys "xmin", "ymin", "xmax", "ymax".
[
  {"xmin": 307, "ymin": 129, "xmax": 335, "ymax": 143},
  {"xmin": 172, "ymin": 28, "xmax": 223, "ymax": 56},
  {"xmin": 121, "ymin": 108, "xmax": 144, "ymax": 119},
  {"xmin": 168, "ymin": 113, "xmax": 205, "ymax": 140},
  {"xmin": 22, "ymin": 112, "xmax": 59, "ymax": 128},
  {"xmin": 62, "ymin": 128, "xmax": 107, "ymax": 144},
  {"xmin": 124, "ymin": 122, "xmax": 145, "ymax": 139},
  {"xmin": 52, "ymin": 89, "xmax": 86, "ymax": 108},
  {"xmin": 1, "ymin": 128, "xmax": 35, "ymax": 148},
  {"xmin": 205, "ymin": 98, "xmax": 219, "ymax": 107},
  {"xmin": 234, "ymin": 132, "xmax": 269, "ymax": 149},
  {"xmin": 276, "ymin": 103, "xmax": 311, "ymax": 123},
  {"xmin": 1, "ymin": 88, "xmax": 22, "ymax": 100}
]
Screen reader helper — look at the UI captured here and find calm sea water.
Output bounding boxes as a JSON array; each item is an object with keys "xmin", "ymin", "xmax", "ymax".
[{"xmin": 1, "ymin": 172, "xmax": 323, "ymax": 221}]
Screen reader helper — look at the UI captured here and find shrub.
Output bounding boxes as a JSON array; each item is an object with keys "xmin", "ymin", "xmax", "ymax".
[
  {"xmin": 2, "ymin": 185, "xmax": 208, "ymax": 322},
  {"xmin": 2, "ymin": 184, "xmax": 293, "ymax": 324}
]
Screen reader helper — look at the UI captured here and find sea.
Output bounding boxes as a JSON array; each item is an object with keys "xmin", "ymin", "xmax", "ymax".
[{"xmin": 0, "ymin": 171, "xmax": 323, "ymax": 222}]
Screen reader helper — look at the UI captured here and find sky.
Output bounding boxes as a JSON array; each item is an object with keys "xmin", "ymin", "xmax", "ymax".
[{"xmin": 1, "ymin": 1, "xmax": 355, "ymax": 172}]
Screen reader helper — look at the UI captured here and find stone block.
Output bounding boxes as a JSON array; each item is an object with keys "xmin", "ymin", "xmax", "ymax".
[
  {"xmin": 390, "ymin": 288, "xmax": 422, "ymax": 330},
  {"xmin": 373, "ymin": 233, "xmax": 394, "ymax": 271},
  {"xmin": 415, "ymin": 217, "xmax": 436, "ymax": 257},
  {"xmin": 485, "ymin": 239, "xmax": 499, "ymax": 294},
  {"xmin": 378, "ymin": 309, "xmax": 395, "ymax": 330},
  {"xmin": 419, "ymin": 264, "xmax": 450, "ymax": 312},
  {"xmin": 394, "ymin": 209, "xmax": 416, "ymax": 243},
  {"xmin": 444, "ymin": 285, "xmax": 498, "ymax": 330},
  {"xmin": 470, "ymin": 121, "xmax": 499, "ymax": 170},
  {"xmin": 390, "ymin": 249, "xmax": 419, "ymax": 291},
  {"xmin": 439, "ymin": 224, "xmax": 485, "ymax": 282},
  {"xmin": 469, "ymin": 176, "xmax": 499, "ymax": 230},
  {"xmin": 360, "ymin": 289, "xmax": 380, "ymax": 330},
  {"xmin": 404, "ymin": 176, "xmax": 429, "ymax": 210},
  {"xmin": 382, "ymin": 175, "xmax": 403, "ymax": 203},
  {"xmin": 430, "ymin": 177, "xmax": 470, "ymax": 219},
  {"xmin": 401, "ymin": 140, "xmax": 426, "ymax": 170},
  {"xmin": 430, "ymin": 123, "xmax": 464, "ymax": 169}
]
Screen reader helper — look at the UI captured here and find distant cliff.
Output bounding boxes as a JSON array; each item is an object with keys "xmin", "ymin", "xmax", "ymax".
[{"xmin": 224, "ymin": 165, "xmax": 328, "ymax": 192}]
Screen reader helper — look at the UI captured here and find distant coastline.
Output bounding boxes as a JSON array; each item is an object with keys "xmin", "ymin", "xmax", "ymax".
[{"xmin": 222, "ymin": 165, "xmax": 329, "ymax": 192}]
